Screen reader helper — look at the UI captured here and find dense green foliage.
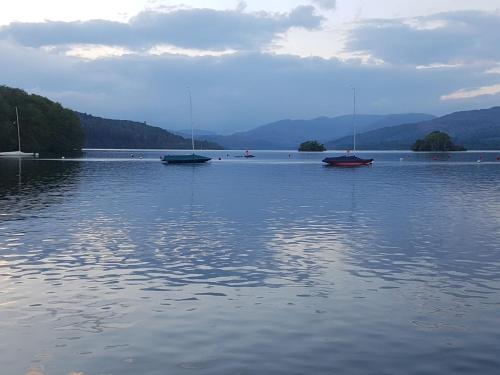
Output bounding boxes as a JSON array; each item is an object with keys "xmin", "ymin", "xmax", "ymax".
[
  {"xmin": 0, "ymin": 86, "xmax": 84, "ymax": 153},
  {"xmin": 411, "ymin": 131, "xmax": 466, "ymax": 151},
  {"xmin": 78, "ymin": 113, "xmax": 222, "ymax": 150},
  {"xmin": 298, "ymin": 140, "xmax": 326, "ymax": 151}
]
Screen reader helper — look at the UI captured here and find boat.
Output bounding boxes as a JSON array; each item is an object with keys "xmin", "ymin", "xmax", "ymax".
[
  {"xmin": 243, "ymin": 150, "xmax": 255, "ymax": 158},
  {"xmin": 322, "ymin": 152, "xmax": 373, "ymax": 167},
  {"xmin": 0, "ymin": 107, "xmax": 37, "ymax": 158},
  {"xmin": 161, "ymin": 89, "xmax": 211, "ymax": 164},
  {"xmin": 0, "ymin": 151, "xmax": 36, "ymax": 157},
  {"xmin": 161, "ymin": 154, "xmax": 211, "ymax": 164},
  {"xmin": 322, "ymin": 88, "xmax": 373, "ymax": 167},
  {"xmin": 234, "ymin": 150, "xmax": 255, "ymax": 158}
]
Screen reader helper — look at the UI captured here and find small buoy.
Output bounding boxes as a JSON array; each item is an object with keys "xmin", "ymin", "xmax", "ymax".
[
  {"xmin": 496, "ymin": 156, "xmax": 500, "ymax": 161},
  {"xmin": 218, "ymin": 157, "xmax": 221, "ymax": 160},
  {"xmin": 399, "ymin": 157, "xmax": 404, "ymax": 162},
  {"xmin": 61, "ymin": 156, "xmax": 65, "ymax": 159},
  {"xmin": 477, "ymin": 159, "xmax": 481, "ymax": 163}
]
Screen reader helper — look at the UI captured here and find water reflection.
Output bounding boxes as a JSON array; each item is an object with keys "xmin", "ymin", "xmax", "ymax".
[
  {"xmin": 338, "ymin": 165, "xmax": 500, "ymax": 288},
  {"xmin": 0, "ymin": 159, "xmax": 82, "ymax": 221},
  {"xmin": 0, "ymin": 157, "xmax": 499, "ymax": 374}
]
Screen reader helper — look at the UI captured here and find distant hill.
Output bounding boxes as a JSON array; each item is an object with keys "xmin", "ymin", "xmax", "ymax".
[
  {"xmin": 205, "ymin": 113, "xmax": 434, "ymax": 149},
  {"xmin": 173, "ymin": 129, "xmax": 218, "ymax": 138},
  {"xmin": 78, "ymin": 113, "xmax": 222, "ymax": 150},
  {"xmin": 0, "ymin": 86, "xmax": 84, "ymax": 153},
  {"xmin": 326, "ymin": 107, "xmax": 500, "ymax": 150}
]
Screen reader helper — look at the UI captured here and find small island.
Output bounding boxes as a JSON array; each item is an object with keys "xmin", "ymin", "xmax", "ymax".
[
  {"xmin": 412, "ymin": 131, "xmax": 466, "ymax": 151},
  {"xmin": 298, "ymin": 140, "xmax": 326, "ymax": 152}
]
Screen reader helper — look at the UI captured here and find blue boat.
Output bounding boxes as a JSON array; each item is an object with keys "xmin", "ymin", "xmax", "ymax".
[
  {"xmin": 161, "ymin": 154, "xmax": 211, "ymax": 164},
  {"xmin": 322, "ymin": 87, "xmax": 374, "ymax": 167},
  {"xmin": 162, "ymin": 88, "xmax": 211, "ymax": 165}
]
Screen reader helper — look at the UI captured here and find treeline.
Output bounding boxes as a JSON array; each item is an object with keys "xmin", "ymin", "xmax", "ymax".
[
  {"xmin": 412, "ymin": 131, "xmax": 466, "ymax": 151},
  {"xmin": 0, "ymin": 86, "xmax": 84, "ymax": 152},
  {"xmin": 78, "ymin": 112, "xmax": 223, "ymax": 150},
  {"xmin": 298, "ymin": 140, "xmax": 326, "ymax": 151}
]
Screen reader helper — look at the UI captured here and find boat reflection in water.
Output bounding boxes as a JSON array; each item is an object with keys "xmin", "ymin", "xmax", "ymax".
[{"xmin": 0, "ymin": 158, "xmax": 82, "ymax": 221}]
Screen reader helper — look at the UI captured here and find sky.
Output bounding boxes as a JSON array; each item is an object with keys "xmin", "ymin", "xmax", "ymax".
[{"xmin": 1, "ymin": 0, "xmax": 499, "ymax": 133}]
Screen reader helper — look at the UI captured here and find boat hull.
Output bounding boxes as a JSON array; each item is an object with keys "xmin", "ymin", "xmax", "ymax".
[
  {"xmin": 161, "ymin": 154, "xmax": 211, "ymax": 164},
  {"xmin": 0, "ymin": 151, "xmax": 37, "ymax": 158},
  {"xmin": 322, "ymin": 156, "xmax": 373, "ymax": 167}
]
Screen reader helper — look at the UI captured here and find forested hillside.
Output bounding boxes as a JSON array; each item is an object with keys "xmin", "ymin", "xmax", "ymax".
[
  {"xmin": 78, "ymin": 113, "xmax": 222, "ymax": 150},
  {"xmin": 0, "ymin": 86, "xmax": 84, "ymax": 152}
]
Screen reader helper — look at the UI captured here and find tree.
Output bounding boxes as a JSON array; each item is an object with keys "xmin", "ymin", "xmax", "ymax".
[
  {"xmin": 298, "ymin": 140, "xmax": 326, "ymax": 152},
  {"xmin": 0, "ymin": 86, "xmax": 84, "ymax": 153},
  {"xmin": 411, "ymin": 131, "xmax": 466, "ymax": 151}
]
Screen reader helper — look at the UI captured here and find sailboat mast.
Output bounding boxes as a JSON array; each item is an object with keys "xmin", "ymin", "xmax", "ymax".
[
  {"xmin": 15, "ymin": 106, "xmax": 21, "ymax": 152},
  {"xmin": 188, "ymin": 88, "xmax": 194, "ymax": 154},
  {"xmin": 352, "ymin": 87, "xmax": 356, "ymax": 153}
]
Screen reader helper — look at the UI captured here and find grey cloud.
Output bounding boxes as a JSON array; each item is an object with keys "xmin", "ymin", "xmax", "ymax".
[
  {"xmin": 346, "ymin": 11, "xmax": 500, "ymax": 65},
  {"xmin": 0, "ymin": 6, "xmax": 323, "ymax": 51},
  {"xmin": 311, "ymin": 0, "xmax": 336, "ymax": 10},
  {"xmin": 1, "ymin": 40, "xmax": 497, "ymax": 133}
]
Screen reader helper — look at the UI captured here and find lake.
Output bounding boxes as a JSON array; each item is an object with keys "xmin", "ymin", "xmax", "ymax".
[{"xmin": 1, "ymin": 150, "xmax": 500, "ymax": 375}]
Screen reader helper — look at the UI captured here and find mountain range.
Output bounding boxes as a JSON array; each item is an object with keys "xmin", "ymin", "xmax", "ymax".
[
  {"xmin": 3, "ymin": 83, "xmax": 498, "ymax": 152},
  {"xmin": 203, "ymin": 113, "xmax": 435, "ymax": 149},
  {"xmin": 79, "ymin": 106, "xmax": 500, "ymax": 151},
  {"xmin": 326, "ymin": 106, "xmax": 500, "ymax": 150}
]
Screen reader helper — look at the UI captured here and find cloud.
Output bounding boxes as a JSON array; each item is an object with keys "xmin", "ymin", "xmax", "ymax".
[
  {"xmin": 2, "ymin": 37, "xmax": 498, "ymax": 133},
  {"xmin": 1, "ymin": 8, "xmax": 499, "ymax": 132},
  {"xmin": 441, "ymin": 84, "xmax": 500, "ymax": 100},
  {"xmin": 311, "ymin": 0, "xmax": 337, "ymax": 10},
  {"xmin": 0, "ymin": 6, "xmax": 323, "ymax": 51},
  {"xmin": 346, "ymin": 11, "xmax": 500, "ymax": 65}
]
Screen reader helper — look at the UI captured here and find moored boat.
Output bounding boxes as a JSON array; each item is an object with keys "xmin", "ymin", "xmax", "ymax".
[
  {"xmin": 322, "ymin": 87, "xmax": 374, "ymax": 167},
  {"xmin": 161, "ymin": 88, "xmax": 211, "ymax": 165},
  {"xmin": 161, "ymin": 154, "xmax": 211, "ymax": 164},
  {"xmin": 0, "ymin": 151, "xmax": 36, "ymax": 157},
  {"xmin": 322, "ymin": 154, "xmax": 373, "ymax": 166},
  {"xmin": 0, "ymin": 106, "xmax": 38, "ymax": 158}
]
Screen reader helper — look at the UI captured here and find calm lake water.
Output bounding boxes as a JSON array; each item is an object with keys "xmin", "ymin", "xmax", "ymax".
[{"xmin": 1, "ymin": 150, "xmax": 500, "ymax": 375}]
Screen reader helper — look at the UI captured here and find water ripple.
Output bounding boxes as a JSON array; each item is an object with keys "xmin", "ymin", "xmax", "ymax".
[{"xmin": 0, "ymin": 155, "xmax": 499, "ymax": 374}]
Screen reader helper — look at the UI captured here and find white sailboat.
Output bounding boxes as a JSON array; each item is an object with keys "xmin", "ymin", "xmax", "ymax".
[{"xmin": 0, "ymin": 106, "xmax": 36, "ymax": 157}]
